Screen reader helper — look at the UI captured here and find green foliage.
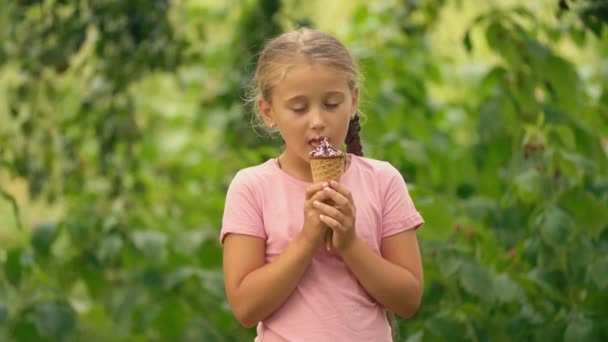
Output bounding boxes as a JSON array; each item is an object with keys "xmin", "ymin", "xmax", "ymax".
[{"xmin": 1, "ymin": 0, "xmax": 607, "ymax": 341}]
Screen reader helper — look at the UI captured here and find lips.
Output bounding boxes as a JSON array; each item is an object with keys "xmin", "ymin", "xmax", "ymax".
[{"xmin": 309, "ymin": 136, "xmax": 330, "ymax": 148}]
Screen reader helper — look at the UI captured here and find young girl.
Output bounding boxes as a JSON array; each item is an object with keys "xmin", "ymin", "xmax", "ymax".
[{"xmin": 221, "ymin": 28, "xmax": 424, "ymax": 341}]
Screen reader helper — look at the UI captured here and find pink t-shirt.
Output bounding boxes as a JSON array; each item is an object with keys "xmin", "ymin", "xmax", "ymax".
[{"xmin": 221, "ymin": 155, "xmax": 424, "ymax": 342}]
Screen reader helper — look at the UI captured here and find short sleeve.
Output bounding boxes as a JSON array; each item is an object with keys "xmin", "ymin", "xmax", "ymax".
[
  {"xmin": 381, "ymin": 163, "xmax": 424, "ymax": 238},
  {"xmin": 220, "ymin": 170, "xmax": 266, "ymax": 244}
]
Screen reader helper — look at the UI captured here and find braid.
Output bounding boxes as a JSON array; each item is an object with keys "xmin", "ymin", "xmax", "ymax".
[{"xmin": 345, "ymin": 113, "xmax": 363, "ymax": 156}]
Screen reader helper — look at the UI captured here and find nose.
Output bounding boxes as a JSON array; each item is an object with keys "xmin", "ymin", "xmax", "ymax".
[{"xmin": 309, "ymin": 108, "xmax": 326, "ymax": 130}]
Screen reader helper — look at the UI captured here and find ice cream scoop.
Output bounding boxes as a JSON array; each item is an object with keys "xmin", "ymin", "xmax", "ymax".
[{"xmin": 309, "ymin": 137, "xmax": 344, "ymax": 158}]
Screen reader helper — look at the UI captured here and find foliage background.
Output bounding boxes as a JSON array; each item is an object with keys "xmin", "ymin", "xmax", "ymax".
[{"xmin": 1, "ymin": 0, "xmax": 607, "ymax": 341}]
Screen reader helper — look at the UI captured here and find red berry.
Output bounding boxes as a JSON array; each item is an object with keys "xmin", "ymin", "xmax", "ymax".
[{"xmin": 508, "ymin": 250, "xmax": 516, "ymax": 259}]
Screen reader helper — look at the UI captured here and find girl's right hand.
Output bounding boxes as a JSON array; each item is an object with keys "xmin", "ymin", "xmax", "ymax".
[{"xmin": 301, "ymin": 182, "xmax": 330, "ymax": 247}]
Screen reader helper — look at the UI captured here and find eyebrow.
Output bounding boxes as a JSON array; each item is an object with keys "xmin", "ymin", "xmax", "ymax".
[{"xmin": 285, "ymin": 91, "xmax": 345, "ymax": 104}]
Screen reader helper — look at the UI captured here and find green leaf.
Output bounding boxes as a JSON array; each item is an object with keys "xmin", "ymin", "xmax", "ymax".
[
  {"xmin": 96, "ymin": 234, "xmax": 123, "ymax": 264},
  {"xmin": 415, "ymin": 196, "xmax": 454, "ymax": 240},
  {"xmin": 438, "ymin": 257, "xmax": 462, "ymax": 279},
  {"xmin": 32, "ymin": 302, "xmax": 76, "ymax": 341},
  {"xmin": 514, "ymin": 170, "xmax": 543, "ymax": 204},
  {"xmin": 131, "ymin": 230, "xmax": 168, "ymax": 265},
  {"xmin": 31, "ymin": 222, "xmax": 58, "ymax": 256},
  {"xmin": 552, "ymin": 125, "xmax": 576, "ymax": 149},
  {"xmin": 5, "ymin": 248, "xmax": 25, "ymax": 287},
  {"xmin": 425, "ymin": 315, "xmax": 465, "ymax": 339},
  {"xmin": 404, "ymin": 331, "xmax": 423, "ymax": 342},
  {"xmin": 537, "ymin": 56, "xmax": 581, "ymax": 111},
  {"xmin": 463, "ymin": 28, "xmax": 472, "ymax": 52},
  {"xmin": 486, "ymin": 20, "xmax": 518, "ymax": 65},
  {"xmin": 0, "ymin": 187, "xmax": 23, "ymax": 230},
  {"xmin": 537, "ymin": 207, "xmax": 574, "ymax": 248},
  {"xmin": 559, "ymin": 189, "xmax": 608, "ymax": 238},
  {"xmin": 459, "ymin": 260, "xmax": 494, "ymax": 301},
  {"xmin": 154, "ymin": 298, "xmax": 187, "ymax": 340},
  {"xmin": 564, "ymin": 317, "xmax": 595, "ymax": 342},
  {"xmin": 587, "ymin": 256, "xmax": 608, "ymax": 289},
  {"xmin": 0, "ymin": 301, "xmax": 7, "ymax": 324},
  {"xmin": 10, "ymin": 316, "xmax": 43, "ymax": 342},
  {"xmin": 494, "ymin": 274, "xmax": 524, "ymax": 303}
]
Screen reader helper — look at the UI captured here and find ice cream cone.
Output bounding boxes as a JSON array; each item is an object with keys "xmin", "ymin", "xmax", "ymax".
[
  {"xmin": 309, "ymin": 137, "xmax": 345, "ymax": 251},
  {"xmin": 310, "ymin": 157, "xmax": 345, "ymax": 251},
  {"xmin": 310, "ymin": 156, "xmax": 345, "ymax": 184}
]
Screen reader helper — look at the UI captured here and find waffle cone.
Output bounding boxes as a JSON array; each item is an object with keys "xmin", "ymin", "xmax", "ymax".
[
  {"xmin": 310, "ymin": 155, "xmax": 344, "ymax": 251},
  {"xmin": 310, "ymin": 156, "xmax": 345, "ymax": 183}
]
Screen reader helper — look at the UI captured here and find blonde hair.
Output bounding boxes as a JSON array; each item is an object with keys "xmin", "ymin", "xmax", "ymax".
[{"xmin": 246, "ymin": 27, "xmax": 361, "ymax": 134}]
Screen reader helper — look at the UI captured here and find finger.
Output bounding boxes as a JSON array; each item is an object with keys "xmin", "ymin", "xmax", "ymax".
[
  {"xmin": 313, "ymin": 200, "xmax": 345, "ymax": 222},
  {"xmin": 329, "ymin": 181, "xmax": 354, "ymax": 203},
  {"xmin": 305, "ymin": 181, "xmax": 329, "ymax": 199},
  {"xmin": 319, "ymin": 214, "xmax": 344, "ymax": 232},
  {"xmin": 308, "ymin": 189, "xmax": 330, "ymax": 205},
  {"xmin": 323, "ymin": 186, "xmax": 350, "ymax": 209}
]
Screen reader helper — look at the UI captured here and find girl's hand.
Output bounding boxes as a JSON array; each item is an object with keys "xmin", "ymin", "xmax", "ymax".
[
  {"xmin": 302, "ymin": 182, "xmax": 331, "ymax": 247},
  {"xmin": 313, "ymin": 181, "xmax": 357, "ymax": 252}
]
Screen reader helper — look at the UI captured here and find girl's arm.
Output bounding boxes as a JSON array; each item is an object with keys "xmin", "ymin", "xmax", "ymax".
[
  {"xmin": 317, "ymin": 182, "xmax": 423, "ymax": 318},
  {"xmin": 338, "ymin": 230, "xmax": 423, "ymax": 318},
  {"xmin": 223, "ymin": 182, "xmax": 330, "ymax": 328},
  {"xmin": 223, "ymin": 233, "xmax": 318, "ymax": 327}
]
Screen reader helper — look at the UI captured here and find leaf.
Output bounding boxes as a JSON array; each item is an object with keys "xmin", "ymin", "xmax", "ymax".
[
  {"xmin": 537, "ymin": 56, "xmax": 581, "ymax": 111},
  {"xmin": 494, "ymin": 274, "xmax": 524, "ymax": 303},
  {"xmin": 564, "ymin": 317, "xmax": 595, "ymax": 342},
  {"xmin": 31, "ymin": 222, "xmax": 58, "ymax": 256},
  {"xmin": 353, "ymin": 5, "xmax": 369, "ymax": 26},
  {"xmin": 131, "ymin": 230, "xmax": 168, "ymax": 265},
  {"xmin": 32, "ymin": 302, "xmax": 76, "ymax": 341},
  {"xmin": 425, "ymin": 315, "xmax": 465, "ymax": 339},
  {"xmin": 514, "ymin": 170, "xmax": 543, "ymax": 204},
  {"xmin": 0, "ymin": 187, "xmax": 23, "ymax": 230},
  {"xmin": 537, "ymin": 207, "xmax": 574, "ymax": 248},
  {"xmin": 5, "ymin": 248, "xmax": 23, "ymax": 287},
  {"xmin": 587, "ymin": 256, "xmax": 608, "ymax": 289},
  {"xmin": 404, "ymin": 331, "xmax": 423, "ymax": 342},
  {"xmin": 558, "ymin": 189, "xmax": 608, "ymax": 238},
  {"xmin": 438, "ymin": 257, "xmax": 462, "ymax": 279},
  {"xmin": 153, "ymin": 298, "xmax": 187, "ymax": 340},
  {"xmin": 459, "ymin": 260, "xmax": 494, "ymax": 301},
  {"xmin": 552, "ymin": 125, "xmax": 576, "ymax": 149},
  {"xmin": 0, "ymin": 301, "xmax": 7, "ymax": 324},
  {"xmin": 485, "ymin": 20, "xmax": 519, "ymax": 65},
  {"xmin": 463, "ymin": 28, "xmax": 472, "ymax": 52},
  {"xmin": 10, "ymin": 316, "xmax": 43, "ymax": 342},
  {"xmin": 96, "ymin": 234, "xmax": 124, "ymax": 264}
]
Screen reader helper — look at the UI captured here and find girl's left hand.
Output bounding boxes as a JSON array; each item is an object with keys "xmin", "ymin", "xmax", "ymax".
[{"xmin": 313, "ymin": 181, "xmax": 357, "ymax": 252}]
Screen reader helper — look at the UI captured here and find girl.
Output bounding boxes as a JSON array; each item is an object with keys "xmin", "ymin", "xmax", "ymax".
[{"xmin": 221, "ymin": 28, "xmax": 424, "ymax": 341}]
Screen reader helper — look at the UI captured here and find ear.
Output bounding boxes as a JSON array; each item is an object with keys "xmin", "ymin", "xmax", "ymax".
[
  {"xmin": 257, "ymin": 97, "xmax": 276, "ymax": 128},
  {"xmin": 351, "ymin": 87, "xmax": 359, "ymax": 118}
]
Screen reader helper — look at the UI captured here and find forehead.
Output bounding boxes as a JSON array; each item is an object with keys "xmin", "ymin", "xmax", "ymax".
[{"xmin": 272, "ymin": 61, "xmax": 350, "ymax": 100}]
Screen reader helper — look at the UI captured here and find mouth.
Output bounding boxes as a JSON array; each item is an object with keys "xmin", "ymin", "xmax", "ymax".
[{"xmin": 308, "ymin": 136, "xmax": 330, "ymax": 148}]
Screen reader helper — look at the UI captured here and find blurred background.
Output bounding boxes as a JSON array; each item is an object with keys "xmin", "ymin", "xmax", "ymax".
[{"xmin": 1, "ymin": 0, "xmax": 607, "ymax": 341}]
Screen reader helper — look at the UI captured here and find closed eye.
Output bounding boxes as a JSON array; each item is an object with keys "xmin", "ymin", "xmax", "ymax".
[
  {"xmin": 325, "ymin": 103, "xmax": 340, "ymax": 109},
  {"xmin": 292, "ymin": 107, "xmax": 307, "ymax": 113}
]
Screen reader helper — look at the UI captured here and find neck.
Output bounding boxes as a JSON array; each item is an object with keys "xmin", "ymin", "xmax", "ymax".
[{"xmin": 277, "ymin": 153, "xmax": 314, "ymax": 183}]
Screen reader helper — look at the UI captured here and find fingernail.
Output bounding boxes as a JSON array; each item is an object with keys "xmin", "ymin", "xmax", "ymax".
[
  {"xmin": 313, "ymin": 201, "xmax": 320, "ymax": 207},
  {"xmin": 330, "ymin": 180, "xmax": 337, "ymax": 186},
  {"xmin": 319, "ymin": 214, "xmax": 325, "ymax": 219},
  {"xmin": 324, "ymin": 187, "xmax": 331, "ymax": 192},
  {"xmin": 322, "ymin": 182, "xmax": 328, "ymax": 188}
]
